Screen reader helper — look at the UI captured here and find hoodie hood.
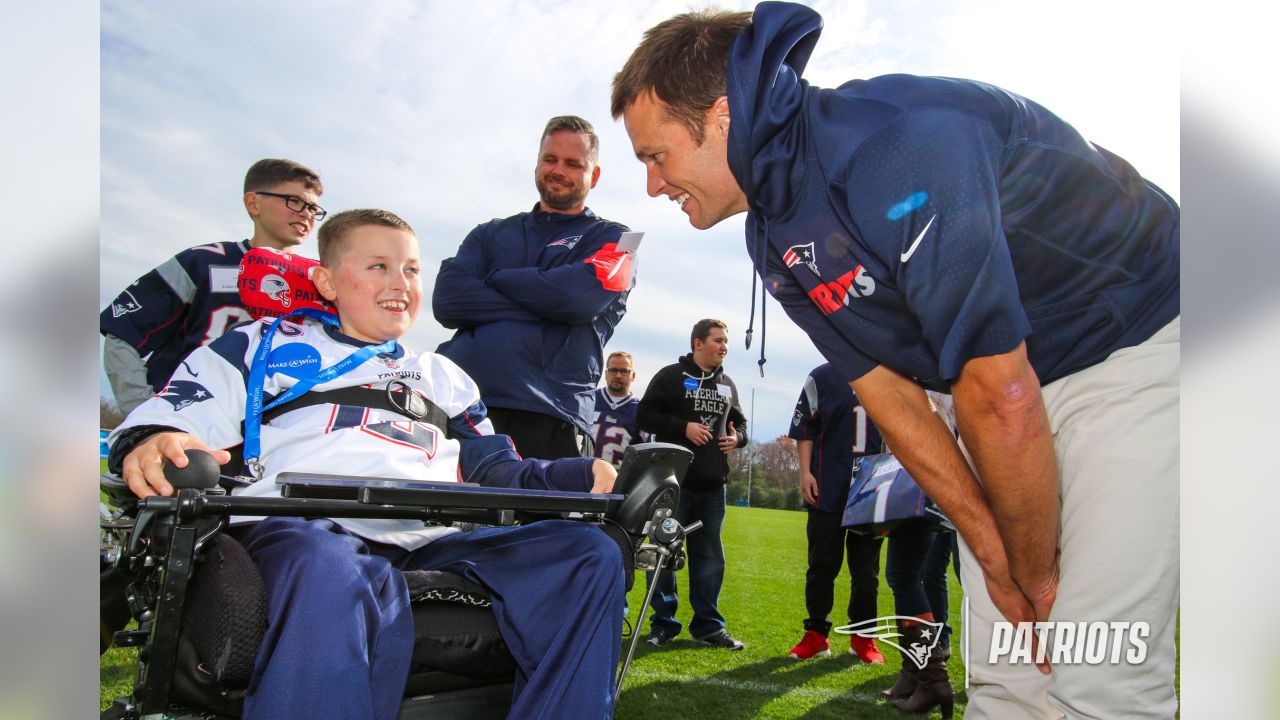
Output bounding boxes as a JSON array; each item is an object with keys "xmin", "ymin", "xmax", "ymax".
[
  {"xmin": 677, "ymin": 353, "xmax": 725, "ymax": 381},
  {"xmin": 726, "ymin": 2, "xmax": 823, "ymax": 220}
]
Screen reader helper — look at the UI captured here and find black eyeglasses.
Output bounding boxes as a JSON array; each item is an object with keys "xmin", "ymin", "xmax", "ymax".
[
  {"xmin": 255, "ymin": 191, "xmax": 327, "ymax": 220},
  {"xmin": 605, "ymin": 368, "xmax": 633, "ymax": 374}
]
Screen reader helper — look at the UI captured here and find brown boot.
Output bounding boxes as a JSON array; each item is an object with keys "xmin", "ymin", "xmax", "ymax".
[
  {"xmin": 877, "ymin": 658, "xmax": 918, "ymax": 699},
  {"xmin": 892, "ymin": 623, "xmax": 953, "ymax": 719}
]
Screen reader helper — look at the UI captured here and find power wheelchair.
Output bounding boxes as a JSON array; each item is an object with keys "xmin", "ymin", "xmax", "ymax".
[{"xmin": 100, "ymin": 442, "xmax": 696, "ymax": 720}]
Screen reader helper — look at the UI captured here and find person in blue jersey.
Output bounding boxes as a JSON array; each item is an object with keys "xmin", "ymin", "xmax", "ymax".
[
  {"xmin": 785, "ymin": 363, "xmax": 886, "ymax": 665},
  {"xmin": 101, "ymin": 158, "xmax": 325, "ymax": 414},
  {"xmin": 592, "ymin": 351, "xmax": 643, "ymax": 468},
  {"xmin": 109, "ymin": 209, "xmax": 624, "ymax": 720},
  {"xmin": 637, "ymin": 319, "xmax": 749, "ymax": 650},
  {"xmin": 433, "ymin": 115, "xmax": 634, "ymax": 461},
  {"xmin": 612, "ymin": 4, "xmax": 1179, "ymax": 718}
]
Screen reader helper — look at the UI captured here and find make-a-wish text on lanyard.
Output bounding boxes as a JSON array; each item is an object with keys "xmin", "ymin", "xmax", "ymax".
[{"xmin": 243, "ymin": 309, "xmax": 396, "ymax": 478}]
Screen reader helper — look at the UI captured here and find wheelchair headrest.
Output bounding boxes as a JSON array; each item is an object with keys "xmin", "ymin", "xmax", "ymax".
[{"xmin": 164, "ymin": 450, "xmax": 222, "ymax": 490}]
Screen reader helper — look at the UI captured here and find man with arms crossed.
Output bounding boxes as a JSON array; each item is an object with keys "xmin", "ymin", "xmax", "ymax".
[{"xmin": 433, "ymin": 116, "xmax": 633, "ymax": 460}]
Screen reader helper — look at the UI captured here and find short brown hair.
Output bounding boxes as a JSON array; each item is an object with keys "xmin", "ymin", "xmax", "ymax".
[
  {"xmin": 610, "ymin": 9, "xmax": 752, "ymax": 145},
  {"xmin": 606, "ymin": 350, "xmax": 634, "ymax": 367},
  {"xmin": 317, "ymin": 209, "xmax": 414, "ymax": 266},
  {"xmin": 542, "ymin": 115, "xmax": 600, "ymax": 164},
  {"xmin": 690, "ymin": 318, "xmax": 728, "ymax": 351},
  {"xmin": 243, "ymin": 158, "xmax": 324, "ymax": 195}
]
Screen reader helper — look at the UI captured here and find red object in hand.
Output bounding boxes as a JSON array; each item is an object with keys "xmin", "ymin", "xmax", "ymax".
[
  {"xmin": 584, "ymin": 242, "xmax": 633, "ymax": 292},
  {"xmin": 237, "ymin": 247, "xmax": 336, "ymax": 320}
]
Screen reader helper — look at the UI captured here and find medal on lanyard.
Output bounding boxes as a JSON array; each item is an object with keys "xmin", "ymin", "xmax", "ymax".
[{"xmin": 243, "ymin": 309, "xmax": 396, "ymax": 478}]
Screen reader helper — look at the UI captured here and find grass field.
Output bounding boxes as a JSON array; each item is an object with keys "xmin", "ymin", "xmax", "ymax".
[
  {"xmin": 613, "ymin": 506, "xmax": 969, "ymax": 719},
  {"xmin": 101, "ymin": 499, "xmax": 1178, "ymax": 717}
]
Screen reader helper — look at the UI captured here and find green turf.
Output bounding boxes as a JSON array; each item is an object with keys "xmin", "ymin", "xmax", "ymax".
[
  {"xmin": 614, "ymin": 505, "xmax": 968, "ymax": 719},
  {"xmin": 100, "ymin": 501, "xmax": 1178, "ymax": 717}
]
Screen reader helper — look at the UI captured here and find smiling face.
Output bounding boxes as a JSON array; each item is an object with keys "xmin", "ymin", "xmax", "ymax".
[
  {"xmin": 313, "ymin": 224, "xmax": 421, "ymax": 343},
  {"xmin": 622, "ymin": 92, "xmax": 748, "ymax": 230},
  {"xmin": 534, "ymin": 130, "xmax": 600, "ymax": 214},
  {"xmin": 245, "ymin": 179, "xmax": 323, "ymax": 249}
]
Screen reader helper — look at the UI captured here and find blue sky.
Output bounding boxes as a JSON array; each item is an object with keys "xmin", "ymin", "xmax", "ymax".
[{"xmin": 100, "ymin": 0, "xmax": 1179, "ymax": 441}]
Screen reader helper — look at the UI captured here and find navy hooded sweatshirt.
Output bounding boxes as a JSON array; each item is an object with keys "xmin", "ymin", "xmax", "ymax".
[{"xmin": 731, "ymin": 2, "xmax": 1179, "ymax": 390}]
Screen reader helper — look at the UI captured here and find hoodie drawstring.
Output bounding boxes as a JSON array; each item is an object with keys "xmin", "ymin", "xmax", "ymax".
[{"xmin": 744, "ymin": 216, "xmax": 769, "ymax": 377}]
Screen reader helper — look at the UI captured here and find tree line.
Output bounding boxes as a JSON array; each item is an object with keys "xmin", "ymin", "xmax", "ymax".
[{"xmin": 726, "ymin": 435, "xmax": 805, "ymax": 511}]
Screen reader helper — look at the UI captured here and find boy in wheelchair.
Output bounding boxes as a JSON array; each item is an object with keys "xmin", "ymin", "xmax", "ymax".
[{"xmin": 108, "ymin": 208, "xmax": 626, "ymax": 719}]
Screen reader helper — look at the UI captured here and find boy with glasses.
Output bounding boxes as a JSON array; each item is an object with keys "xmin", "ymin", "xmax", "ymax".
[{"xmin": 101, "ymin": 158, "xmax": 324, "ymax": 414}]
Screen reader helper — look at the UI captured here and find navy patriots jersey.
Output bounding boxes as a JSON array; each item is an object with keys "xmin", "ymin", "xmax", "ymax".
[
  {"xmin": 787, "ymin": 363, "xmax": 883, "ymax": 513},
  {"xmin": 591, "ymin": 388, "xmax": 640, "ymax": 468},
  {"xmin": 101, "ymin": 240, "xmax": 255, "ymax": 392}
]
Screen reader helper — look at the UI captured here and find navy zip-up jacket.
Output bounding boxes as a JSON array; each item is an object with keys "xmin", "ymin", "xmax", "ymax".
[
  {"xmin": 433, "ymin": 205, "xmax": 632, "ymax": 433},
  {"xmin": 732, "ymin": 2, "xmax": 1179, "ymax": 390}
]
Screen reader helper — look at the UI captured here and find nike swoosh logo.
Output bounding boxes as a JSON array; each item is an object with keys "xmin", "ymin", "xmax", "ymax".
[{"xmin": 899, "ymin": 214, "xmax": 937, "ymax": 263}]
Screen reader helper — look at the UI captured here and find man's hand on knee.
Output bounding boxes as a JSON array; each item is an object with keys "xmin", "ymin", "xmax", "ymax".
[{"xmin": 122, "ymin": 431, "xmax": 231, "ymax": 498}]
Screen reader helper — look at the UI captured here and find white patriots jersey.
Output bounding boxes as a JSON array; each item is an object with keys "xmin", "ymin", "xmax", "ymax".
[{"xmin": 113, "ymin": 317, "xmax": 497, "ymax": 549}]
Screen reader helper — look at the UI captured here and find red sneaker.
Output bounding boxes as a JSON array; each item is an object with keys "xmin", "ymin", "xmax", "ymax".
[
  {"xmin": 787, "ymin": 630, "xmax": 831, "ymax": 659},
  {"xmin": 849, "ymin": 635, "xmax": 886, "ymax": 664}
]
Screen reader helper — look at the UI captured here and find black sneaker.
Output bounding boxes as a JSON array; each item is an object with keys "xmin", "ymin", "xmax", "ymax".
[
  {"xmin": 694, "ymin": 629, "xmax": 745, "ymax": 650},
  {"xmin": 645, "ymin": 625, "xmax": 678, "ymax": 647}
]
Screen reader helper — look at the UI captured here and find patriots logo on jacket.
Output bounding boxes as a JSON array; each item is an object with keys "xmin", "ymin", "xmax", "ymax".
[
  {"xmin": 111, "ymin": 290, "xmax": 143, "ymax": 318},
  {"xmin": 156, "ymin": 380, "xmax": 214, "ymax": 411},
  {"xmin": 784, "ymin": 242, "xmax": 820, "ymax": 276},
  {"xmin": 547, "ymin": 235, "xmax": 582, "ymax": 249},
  {"xmin": 835, "ymin": 616, "xmax": 944, "ymax": 670}
]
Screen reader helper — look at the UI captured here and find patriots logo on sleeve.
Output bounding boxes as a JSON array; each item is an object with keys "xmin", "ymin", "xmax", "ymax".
[
  {"xmin": 156, "ymin": 380, "xmax": 214, "ymax": 411},
  {"xmin": 111, "ymin": 289, "xmax": 143, "ymax": 318}
]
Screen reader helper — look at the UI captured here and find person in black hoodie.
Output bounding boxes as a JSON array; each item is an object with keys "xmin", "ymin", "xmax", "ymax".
[{"xmin": 637, "ymin": 318, "xmax": 748, "ymax": 650}]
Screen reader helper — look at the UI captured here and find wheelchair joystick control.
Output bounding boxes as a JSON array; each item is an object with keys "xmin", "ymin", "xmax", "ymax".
[{"xmin": 162, "ymin": 450, "xmax": 221, "ymax": 490}]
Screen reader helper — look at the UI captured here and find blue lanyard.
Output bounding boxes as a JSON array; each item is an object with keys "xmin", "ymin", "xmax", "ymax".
[{"xmin": 243, "ymin": 309, "xmax": 397, "ymax": 473}]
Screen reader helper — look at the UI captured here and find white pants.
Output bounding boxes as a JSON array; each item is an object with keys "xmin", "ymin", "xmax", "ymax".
[{"xmin": 959, "ymin": 317, "xmax": 1180, "ymax": 719}]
